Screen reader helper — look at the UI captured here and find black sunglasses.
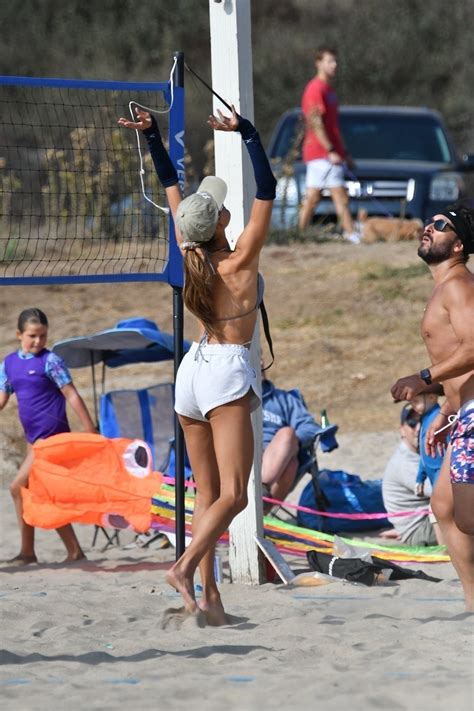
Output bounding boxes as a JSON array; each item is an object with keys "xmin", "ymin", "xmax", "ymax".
[
  {"xmin": 424, "ymin": 218, "xmax": 455, "ymax": 233},
  {"xmin": 405, "ymin": 415, "xmax": 420, "ymax": 428}
]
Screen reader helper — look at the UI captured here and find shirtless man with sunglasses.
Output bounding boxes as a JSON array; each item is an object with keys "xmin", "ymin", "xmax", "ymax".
[{"xmin": 391, "ymin": 200, "xmax": 474, "ymax": 610}]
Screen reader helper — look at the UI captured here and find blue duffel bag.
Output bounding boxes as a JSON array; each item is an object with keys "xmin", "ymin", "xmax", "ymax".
[{"xmin": 297, "ymin": 469, "xmax": 389, "ymax": 533}]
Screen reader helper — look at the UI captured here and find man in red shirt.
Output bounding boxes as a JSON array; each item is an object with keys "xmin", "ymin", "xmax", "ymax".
[{"xmin": 298, "ymin": 47, "xmax": 359, "ymax": 243}]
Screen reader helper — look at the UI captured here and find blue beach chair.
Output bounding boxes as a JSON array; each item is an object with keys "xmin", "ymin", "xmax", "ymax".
[{"xmin": 99, "ymin": 382, "xmax": 176, "ymax": 473}]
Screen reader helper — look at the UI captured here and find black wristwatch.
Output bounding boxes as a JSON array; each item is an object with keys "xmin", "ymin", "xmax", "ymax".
[
  {"xmin": 419, "ymin": 368, "xmax": 432, "ymax": 385},
  {"xmin": 327, "ymin": 145, "xmax": 335, "ymax": 152}
]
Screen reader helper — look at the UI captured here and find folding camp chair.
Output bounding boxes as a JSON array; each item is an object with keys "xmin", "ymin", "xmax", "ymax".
[
  {"xmin": 90, "ymin": 382, "xmax": 176, "ymax": 549},
  {"xmin": 100, "ymin": 382, "xmax": 176, "ymax": 472}
]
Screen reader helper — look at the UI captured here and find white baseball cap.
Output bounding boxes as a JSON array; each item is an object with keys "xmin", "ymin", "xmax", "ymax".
[{"xmin": 176, "ymin": 176, "xmax": 228, "ymax": 244}]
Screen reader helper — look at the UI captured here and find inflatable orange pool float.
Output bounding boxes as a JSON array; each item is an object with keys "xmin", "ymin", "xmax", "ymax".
[{"xmin": 22, "ymin": 432, "xmax": 163, "ymax": 533}]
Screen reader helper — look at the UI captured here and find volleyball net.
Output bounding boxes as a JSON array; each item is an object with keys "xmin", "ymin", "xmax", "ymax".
[{"xmin": 0, "ymin": 65, "xmax": 184, "ymax": 286}]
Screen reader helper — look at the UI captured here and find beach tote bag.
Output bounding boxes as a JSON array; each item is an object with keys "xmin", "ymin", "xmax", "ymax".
[{"xmin": 297, "ymin": 469, "xmax": 388, "ymax": 533}]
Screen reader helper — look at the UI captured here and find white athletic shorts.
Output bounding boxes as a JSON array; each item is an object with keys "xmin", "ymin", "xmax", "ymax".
[
  {"xmin": 174, "ymin": 341, "xmax": 261, "ymax": 421},
  {"xmin": 305, "ymin": 158, "xmax": 345, "ymax": 189}
]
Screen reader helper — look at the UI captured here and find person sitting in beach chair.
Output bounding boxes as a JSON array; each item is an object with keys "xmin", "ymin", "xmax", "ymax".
[
  {"xmin": 261, "ymin": 370, "xmax": 337, "ymax": 512},
  {"xmin": 382, "ymin": 404, "xmax": 440, "ymax": 546}
]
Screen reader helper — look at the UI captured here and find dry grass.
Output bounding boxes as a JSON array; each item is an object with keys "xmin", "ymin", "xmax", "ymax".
[
  {"xmin": 0, "ymin": 239, "xmax": 453, "ymax": 473},
  {"xmin": 260, "ymin": 241, "xmax": 435, "ymax": 431}
]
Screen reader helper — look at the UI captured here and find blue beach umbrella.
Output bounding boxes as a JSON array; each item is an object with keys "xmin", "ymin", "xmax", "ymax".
[{"xmin": 52, "ymin": 317, "xmax": 190, "ymax": 422}]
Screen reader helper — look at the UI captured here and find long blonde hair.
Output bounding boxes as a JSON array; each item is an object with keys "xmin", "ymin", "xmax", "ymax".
[{"xmin": 183, "ymin": 247, "xmax": 216, "ymax": 336}]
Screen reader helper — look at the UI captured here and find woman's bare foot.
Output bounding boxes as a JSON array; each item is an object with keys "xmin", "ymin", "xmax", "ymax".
[
  {"xmin": 199, "ymin": 591, "xmax": 230, "ymax": 626},
  {"xmin": 166, "ymin": 563, "xmax": 199, "ymax": 614},
  {"xmin": 5, "ymin": 554, "xmax": 38, "ymax": 567}
]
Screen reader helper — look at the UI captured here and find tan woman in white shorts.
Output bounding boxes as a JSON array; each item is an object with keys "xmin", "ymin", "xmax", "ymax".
[{"xmin": 119, "ymin": 105, "xmax": 276, "ymax": 624}]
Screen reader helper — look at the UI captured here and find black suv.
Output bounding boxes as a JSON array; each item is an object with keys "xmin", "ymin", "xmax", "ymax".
[{"xmin": 268, "ymin": 106, "xmax": 474, "ymax": 229}]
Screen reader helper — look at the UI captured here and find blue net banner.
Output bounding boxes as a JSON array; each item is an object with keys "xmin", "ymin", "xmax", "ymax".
[{"xmin": 0, "ymin": 75, "xmax": 184, "ymax": 287}]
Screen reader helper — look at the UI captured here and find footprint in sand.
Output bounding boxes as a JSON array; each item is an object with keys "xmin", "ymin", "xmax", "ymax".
[{"xmin": 161, "ymin": 606, "xmax": 207, "ymax": 630}]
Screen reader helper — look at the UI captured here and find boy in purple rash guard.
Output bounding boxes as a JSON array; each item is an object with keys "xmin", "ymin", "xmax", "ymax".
[{"xmin": 0, "ymin": 308, "xmax": 97, "ymax": 566}]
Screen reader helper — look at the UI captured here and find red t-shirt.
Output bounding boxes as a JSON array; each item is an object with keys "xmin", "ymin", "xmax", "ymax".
[{"xmin": 301, "ymin": 76, "xmax": 345, "ymax": 162}]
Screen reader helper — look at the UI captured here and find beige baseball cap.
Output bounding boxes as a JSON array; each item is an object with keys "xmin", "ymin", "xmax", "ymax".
[{"xmin": 176, "ymin": 176, "xmax": 228, "ymax": 244}]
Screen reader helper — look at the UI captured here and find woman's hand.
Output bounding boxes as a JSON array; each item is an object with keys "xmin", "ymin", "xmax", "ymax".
[
  {"xmin": 207, "ymin": 105, "xmax": 239, "ymax": 132},
  {"xmin": 117, "ymin": 107, "xmax": 152, "ymax": 131}
]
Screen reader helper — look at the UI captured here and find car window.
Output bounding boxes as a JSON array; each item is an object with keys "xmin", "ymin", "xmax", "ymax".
[
  {"xmin": 269, "ymin": 113, "xmax": 304, "ymax": 161},
  {"xmin": 270, "ymin": 111, "xmax": 454, "ymax": 164},
  {"xmin": 340, "ymin": 114, "xmax": 453, "ymax": 163}
]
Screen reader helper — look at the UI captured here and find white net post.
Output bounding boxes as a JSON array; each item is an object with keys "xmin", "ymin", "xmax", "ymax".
[{"xmin": 209, "ymin": 0, "xmax": 265, "ymax": 585}]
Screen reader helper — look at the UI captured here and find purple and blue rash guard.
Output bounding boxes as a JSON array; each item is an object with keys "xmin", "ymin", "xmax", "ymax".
[{"xmin": 1, "ymin": 349, "xmax": 72, "ymax": 443}]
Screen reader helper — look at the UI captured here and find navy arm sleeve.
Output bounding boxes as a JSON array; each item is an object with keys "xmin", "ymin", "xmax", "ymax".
[
  {"xmin": 236, "ymin": 117, "xmax": 277, "ymax": 201},
  {"xmin": 143, "ymin": 117, "xmax": 179, "ymax": 188}
]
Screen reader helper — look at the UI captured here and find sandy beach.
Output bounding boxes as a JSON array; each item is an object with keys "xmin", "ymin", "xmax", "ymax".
[
  {"xmin": 1, "ymin": 243, "xmax": 473, "ymax": 709},
  {"xmin": 1, "ymin": 433, "xmax": 472, "ymax": 711}
]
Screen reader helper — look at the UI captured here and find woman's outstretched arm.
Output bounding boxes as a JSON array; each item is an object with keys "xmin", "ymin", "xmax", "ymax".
[
  {"xmin": 118, "ymin": 109, "xmax": 183, "ymax": 238},
  {"xmin": 208, "ymin": 107, "xmax": 276, "ymax": 262}
]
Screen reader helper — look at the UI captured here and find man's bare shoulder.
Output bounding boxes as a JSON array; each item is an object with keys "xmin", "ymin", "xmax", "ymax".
[
  {"xmin": 441, "ymin": 268, "xmax": 474, "ymax": 307},
  {"xmin": 443, "ymin": 268, "xmax": 474, "ymax": 290}
]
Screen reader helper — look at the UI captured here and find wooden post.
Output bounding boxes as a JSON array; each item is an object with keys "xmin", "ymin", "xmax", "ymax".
[{"xmin": 209, "ymin": 0, "xmax": 265, "ymax": 584}]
